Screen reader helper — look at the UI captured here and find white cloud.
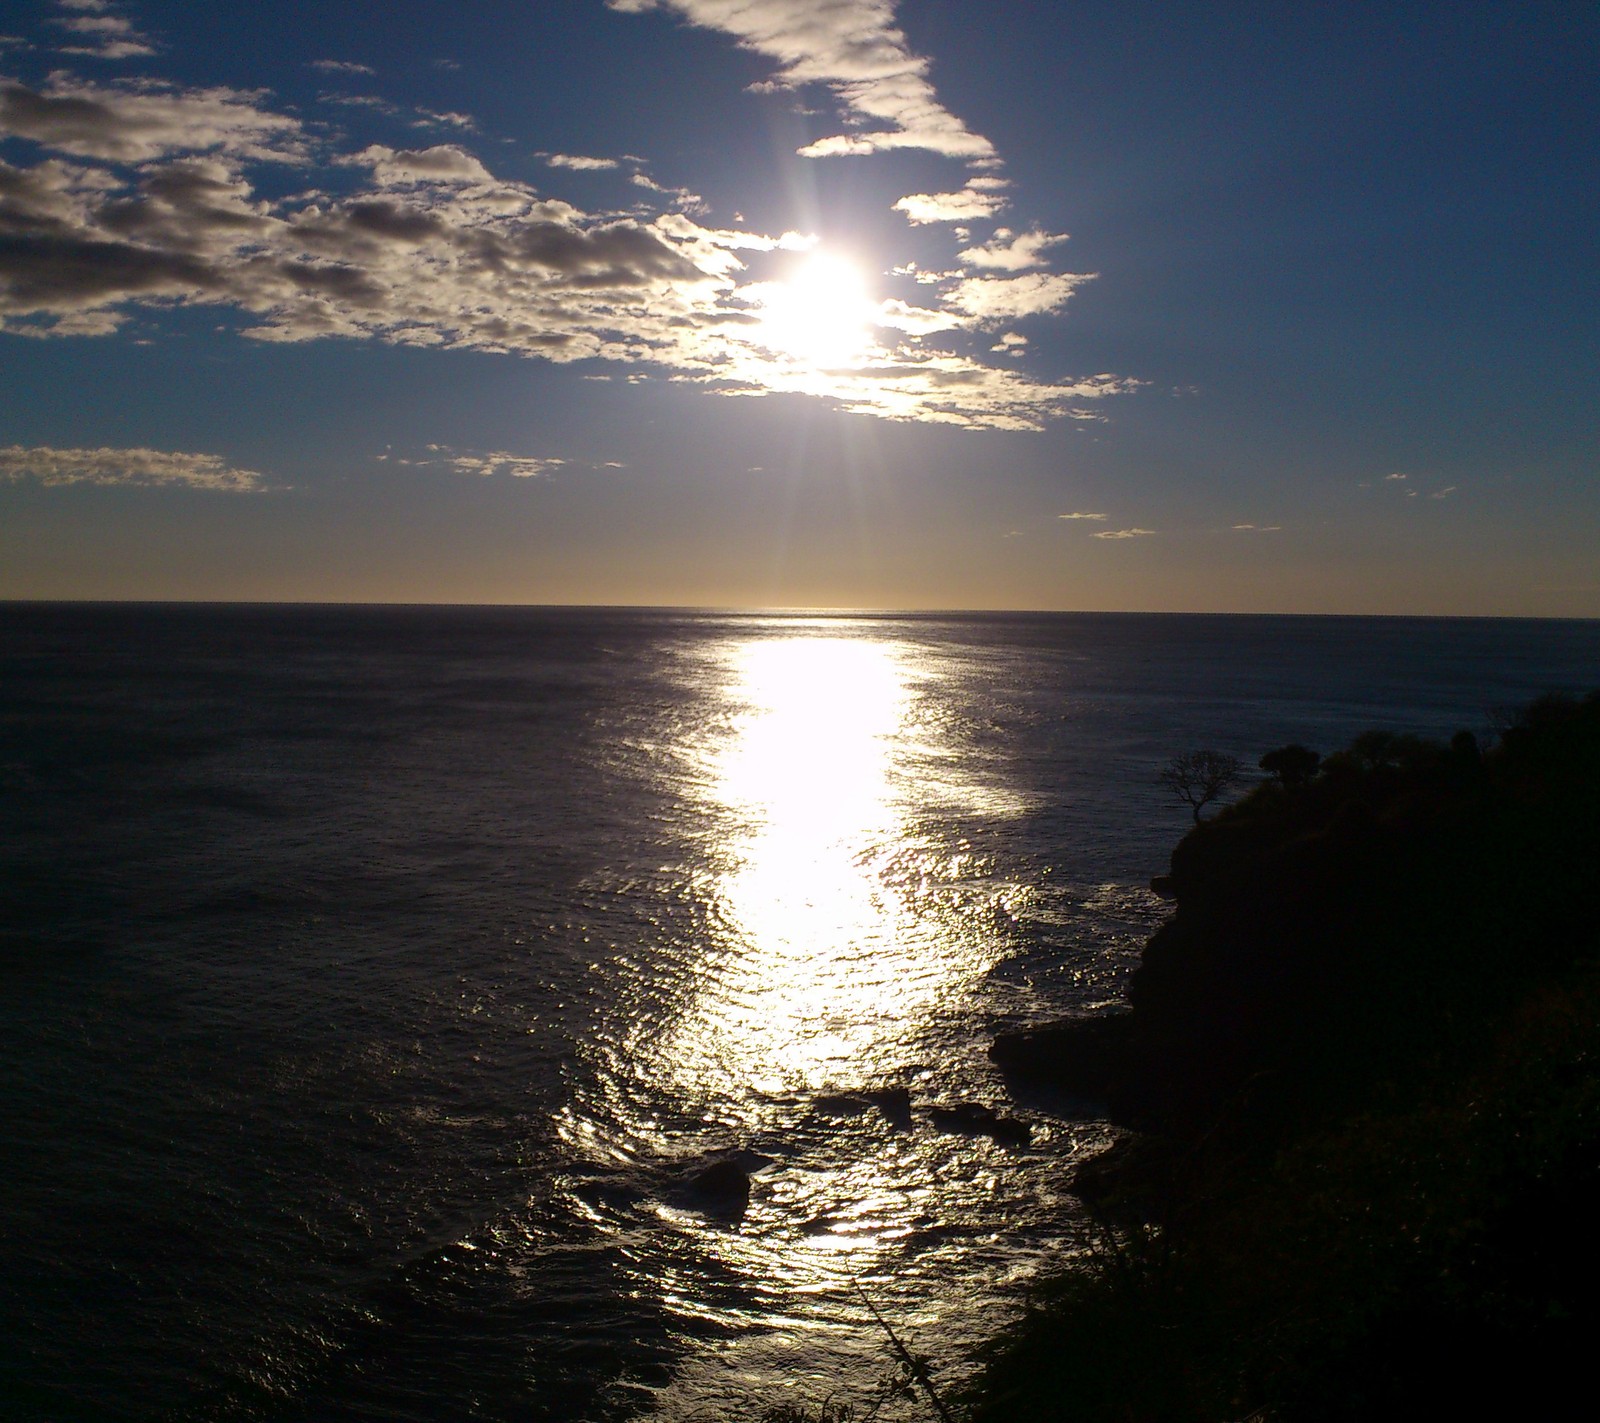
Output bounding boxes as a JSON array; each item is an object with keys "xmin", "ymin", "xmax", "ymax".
[
  {"xmin": 1385, "ymin": 471, "xmax": 1408, "ymax": 481},
  {"xmin": 545, "ymin": 153, "xmax": 620, "ymax": 171},
  {"xmin": 1232, "ymin": 523, "xmax": 1281, "ymax": 531},
  {"xmin": 308, "ymin": 60, "xmax": 376, "ymax": 76},
  {"xmin": 1095, "ymin": 527, "xmax": 1155, "ymax": 539},
  {"xmin": 1058, "ymin": 511, "xmax": 1106, "ymax": 520},
  {"xmin": 946, "ymin": 271, "xmax": 1094, "ymax": 322},
  {"xmin": 1430, "ymin": 486, "xmax": 1457, "ymax": 500},
  {"xmin": 413, "ymin": 108, "xmax": 476, "ymax": 132},
  {"xmin": 610, "ymin": 0, "xmax": 995, "ymax": 162},
  {"xmin": 873, "ymin": 297, "xmax": 958, "ymax": 335},
  {"xmin": 0, "ymin": 444, "xmax": 262, "ymax": 489},
  {"xmin": 49, "ymin": 1, "xmax": 156, "ymax": 59},
  {"xmin": 404, "ymin": 445, "xmax": 565, "ymax": 478},
  {"xmin": 959, "ymin": 227, "xmax": 1068, "ymax": 271},
  {"xmin": 0, "ymin": 67, "xmax": 1132, "ymax": 431},
  {"xmin": 893, "ymin": 185, "xmax": 1007, "ymax": 225}
]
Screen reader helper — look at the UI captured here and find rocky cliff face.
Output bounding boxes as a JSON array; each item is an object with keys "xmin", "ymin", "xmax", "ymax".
[{"xmin": 973, "ymin": 693, "xmax": 1600, "ymax": 1422}]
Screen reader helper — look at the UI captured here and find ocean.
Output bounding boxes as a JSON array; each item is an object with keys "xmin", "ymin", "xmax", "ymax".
[{"xmin": 3, "ymin": 605, "xmax": 1597, "ymax": 1421}]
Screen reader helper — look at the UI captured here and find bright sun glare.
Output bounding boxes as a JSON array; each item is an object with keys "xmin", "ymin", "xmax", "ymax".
[{"xmin": 757, "ymin": 254, "xmax": 877, "ymax": 368}]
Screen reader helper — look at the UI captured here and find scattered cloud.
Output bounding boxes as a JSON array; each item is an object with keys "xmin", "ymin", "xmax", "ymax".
[
  {"xmin": 1095, "ymin": 527, "xmax": 1156, "ymax": 539},
  {"xmin": 49, "ymin": 0, "xmax": 156, "ymax": 60},
  {"xmin": 0, "ymin": 74, "xmax": 305, "ymax": 162},
  {"xmin": 991, "ymin": 332, "xmax": 1026, "ymax": 354},
  {"xmin": 1385, "ymin": 471, "xmax": 1408, "ymax": 481},
  {"xmin": 1430, "ymin": 486, "xmax": 1457, "ymax": 500},
  {"xmin": 308, "ymin": 59, "xmax": 376, "ymax": 76},
  {"xmin": 894, "ymin": 185, "xmax": 1007, "ymax": 226},
  {"xmin": 609, "ymin": 0, "xmax": 996, "ymax": 162},
  {"xmin": 630, "ymin": 170, "xmax": 704, "ymax": 208},
  {"xmin": 0, "ymin": 443, "xmax": 262, "ymax": 489},
  {"xmin": 545, "ymin": 153, "xmax": 620, "ymax": 171},
  {"xmin": 946, "ymin": 271, "xmax": 1095, "ymax": 323},
  {"xmin": 1232, "ymin": 523, "xmax": 1281, "ymax": 531},
  {"xmin": 1058, "ymin": 511, "xmax": 1107, "ymax": 521},
  {"xmin": 0, "ymin": 59, "xmax": 1131, "ymax": 431},
  {"xmin": 354, "ymin": 141, "xmax": 494, "ymax": 185},
  {"xmin": 381, "ymin": 444, "xmax": 565, "ymax": 478},
  {"xmin": 959, "ymin": 227, "xmax": 1067, "ymax": 271},
  {"xmin": 413, "ymin": 108, "xmax": 476, "ymax": 132},
  {"xmin": 318, "ymin": 91, "xmax": 401, "ymax": 117}
]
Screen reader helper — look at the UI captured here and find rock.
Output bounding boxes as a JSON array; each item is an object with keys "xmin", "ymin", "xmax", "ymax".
[
  {"xmin": 812, "ymin": 1093, "xmax": 870, "ymax": 1117},
  {"xmin": 1150, "ymin": 873, "xmax": 1177, "ymax": 899},
  {"xmin": 989, "ymin": 1012, "xmax": 1135, "ymax": 1105},
  {"xmin": 811, "ymin": 1086, "xmax": 913, "ymax": 1128},
  {"xmin": 930, "ymin": 1101, "xmax": 1032, "ymax": 1147},
  {"xmin": 687, "ymin": 1157, "xmax": 751, "ymax": 1213},
  {"xmin": 863, "ymin": 1086, "xmax": 913, "ymax": 1128}
]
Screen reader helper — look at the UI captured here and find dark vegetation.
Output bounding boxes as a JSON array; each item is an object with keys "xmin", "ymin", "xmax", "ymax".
[
  {"xmin": 1157, "ymin": 749, "xmax": 1244, "ymax": 824},
  {"xmin": 977, "ymin": 692, "xmax": 1600, "ymax": 1421}
]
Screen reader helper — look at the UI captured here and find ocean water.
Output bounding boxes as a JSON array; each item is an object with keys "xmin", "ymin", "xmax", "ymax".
[{"xmin": 2, "ymin": 605, "xmax": 1597, "ymax": 1422}]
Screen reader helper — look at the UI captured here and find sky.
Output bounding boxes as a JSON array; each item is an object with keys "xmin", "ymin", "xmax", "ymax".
[{"xmin": 0, "ymin": 0, "xmax": 1595, "ymax": 614}]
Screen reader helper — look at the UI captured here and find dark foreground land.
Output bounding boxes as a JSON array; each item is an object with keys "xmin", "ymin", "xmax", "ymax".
[{"xmin": 973, "ymin": 693, "xmax": 1600, "ymax": 1421}]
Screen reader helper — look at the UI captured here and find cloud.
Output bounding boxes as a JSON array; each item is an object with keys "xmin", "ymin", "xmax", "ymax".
[
  {"xmin": 0, "ymin": 443, "xmax": 262, "ymax": 489},
  {"xmin": 893, "ymin": 185, "xmax": 1007, "ymax": 225},
  {"xmin": 959, "ymin": 227, "xmax": 1068, "ymax": 271},
  {"xmin": 413, "ymin": 108, "xmax": 476, "ymax": 132},
  {"xmin": 991, "ymin": 332, "xmax": 1026, "ymax": 353},
  {"xmin": 48, "ymin": 1, "xmax": 156, "ymax": 60},
  {"xmin": 1385, "ymin": 471, "xmax": 1408, "ymax": 481},
  {"xmin": 1094, "ymin": 527, "xmax": 1155, "ymax": 539},
  {"xmin": 308, "ymin": 59, "xmax": 376, "ymax": 76},
  {"xmin": 1430, "ymin": 486, "xmax": 1457, "ymax": 500},
  {"xmin": 1232, "ymin": 523, "xmax": 1281, "ymax": 531},
  {"xmin": 1058, "ymin": 511, "xmax": 1107, "ymax": 521},
  {"xmin": 388, "ymin": 445, "xmax": 565, "ymax": 478},
  {"xmin": 0, "ymin": 75, "xmax": 304, "ymax": 162},
  {"xmin": 946, "ymin": 271, "xmax": 1095, "ymax": 322},
  {"xmin": 0, "ymin": 68, "xmax": 1132, "ymax": 431},
  {"xmin": 630, "ymin": 170, "xmax": 704, "ymax": 208},
  {"xmin": 354, "ymin": 143, "xmax": 495, "ymax": 185},
  {"xmin": 545, "ymin": 153, "xmax": 619, "ymax": 171},
  {"xmin": 610, "ymin": 0, "xmax": 995, "ymax": 162}
]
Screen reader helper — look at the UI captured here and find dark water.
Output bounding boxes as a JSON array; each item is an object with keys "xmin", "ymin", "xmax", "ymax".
[{"xmin": 2, "ymin": 605, "xmax": 1597, "ymax": 1421}]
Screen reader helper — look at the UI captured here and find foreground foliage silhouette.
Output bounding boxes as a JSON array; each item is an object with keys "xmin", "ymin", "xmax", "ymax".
[{"xmin": 975, "ymin": 692, "xmax": 1600, "ymax": 1422}]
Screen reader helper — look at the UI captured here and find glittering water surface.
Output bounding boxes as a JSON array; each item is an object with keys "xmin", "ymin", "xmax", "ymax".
[{"xmin": 3, "ymin": 606, "xmax": 1597, "ymax": 1421}]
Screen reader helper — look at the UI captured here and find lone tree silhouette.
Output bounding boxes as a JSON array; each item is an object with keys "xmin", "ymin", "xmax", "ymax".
[{"xmin": 1159, "ymin": 750, "xmax": 1244, "ymax": 824}]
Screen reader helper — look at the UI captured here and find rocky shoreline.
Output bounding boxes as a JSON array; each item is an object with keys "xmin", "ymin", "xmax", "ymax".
[{"xmin": 962, "ymin": 692, "xmax": 1600, "ymax": 1421}]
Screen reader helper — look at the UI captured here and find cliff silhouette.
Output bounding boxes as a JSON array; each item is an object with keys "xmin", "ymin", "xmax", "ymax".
[{"xmin": 975, "ymin": 691, "xmax": 1600, "ymax": 1421}]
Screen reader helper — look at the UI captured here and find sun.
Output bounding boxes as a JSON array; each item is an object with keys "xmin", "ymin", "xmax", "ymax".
[{"xmin": 756, "ymin": 253, "xmax": 876, "ymax": 367}]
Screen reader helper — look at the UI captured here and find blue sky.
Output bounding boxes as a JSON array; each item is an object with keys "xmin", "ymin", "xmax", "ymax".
[{"xmin": 1, "ymin": 0, "xmax": 1595, "ymax": 612}]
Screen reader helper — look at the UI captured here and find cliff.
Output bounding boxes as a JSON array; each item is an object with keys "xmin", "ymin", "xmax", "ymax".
[{"xmin": 972, "ymin": 692, "xmax": 1600, "ymax": 1421}]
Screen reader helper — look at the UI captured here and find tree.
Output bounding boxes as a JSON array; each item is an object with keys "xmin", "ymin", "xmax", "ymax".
[
  {"xmin": 1159, "ymin": 750, "xmax": 1244, "ymax": 824},
  {"xmin": 1259, "ymin": 743, "xmax": 1321, "ymax": 789}
]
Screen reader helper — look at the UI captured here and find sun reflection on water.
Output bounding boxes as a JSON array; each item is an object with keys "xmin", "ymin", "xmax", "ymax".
[
  {"xmin": 660, "ymin": 635, "xmax": 978, "ymax": 1099},
  {"xmin": 553, "ymin": 627, "xmax": 1078, "ymax": 1415}
]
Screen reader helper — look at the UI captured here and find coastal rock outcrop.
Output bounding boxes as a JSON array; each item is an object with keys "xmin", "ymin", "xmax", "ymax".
[{"xmin": 967, "ymin": 692, "xmax": 1600, "ymax": 1423}]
